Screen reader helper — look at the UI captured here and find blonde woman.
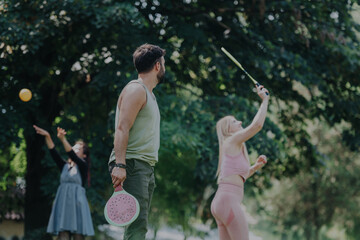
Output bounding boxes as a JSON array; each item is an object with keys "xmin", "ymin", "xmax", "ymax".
[{"xmin": 210, "ymin": 84, "xmax": 270, "ymax": 240}]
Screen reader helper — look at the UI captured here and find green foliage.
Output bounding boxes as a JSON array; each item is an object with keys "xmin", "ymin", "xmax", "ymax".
[
  {"xmin": 0, "ymin": 132, "xmax": 26, "ymax": 220},
  {"xmin": 1, "ymin": 0, "xmax": 360, "ymax": 238},
  {"xmin": 249, "ymin": 121, "xmax": 360, "ymax": 240}
]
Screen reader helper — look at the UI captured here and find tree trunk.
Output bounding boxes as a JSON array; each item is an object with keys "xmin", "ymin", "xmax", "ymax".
[
  {"xmin": 313, "ymin": 180, "xmax": 320, "ymax": 240},
  {"xmin": 152, "ymin": 227, "xmax": 158, "ymax": 240},
  {"xmin": 22, "ymin": 69, "xmax": 62, "ymax": 239},
  {"xmin": 24, "ymin": 132, "xmax": 52, "ymax": 240},
  {"xmin": 304, "ymin": 223, "xmax": 312, "ymax": 240}
]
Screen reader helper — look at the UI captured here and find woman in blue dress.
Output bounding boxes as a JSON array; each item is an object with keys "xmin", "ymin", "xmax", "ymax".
[{"xmin": 33, "ymin": 125, "xmax": 95, "ymax": 240}]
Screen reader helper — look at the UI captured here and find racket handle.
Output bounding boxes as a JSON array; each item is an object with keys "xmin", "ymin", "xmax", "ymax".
[
  {"xmin": 255, "ymin": 82, "xmax": 269, "ymax": 95},
  {"xmin": 115, "ymin": 185, "xmax": 123, "ymax": 192}
]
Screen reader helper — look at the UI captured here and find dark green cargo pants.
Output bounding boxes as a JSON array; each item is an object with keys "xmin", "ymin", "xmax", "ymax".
[{"xmin": 109, "ymin": 159, "xmax": 155, "ymax": 240}]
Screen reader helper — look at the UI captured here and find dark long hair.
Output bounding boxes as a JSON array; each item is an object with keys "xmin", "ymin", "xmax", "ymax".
[{"xmin": 76, "ymin": 140, "xmax": 91, "ymax": 187}]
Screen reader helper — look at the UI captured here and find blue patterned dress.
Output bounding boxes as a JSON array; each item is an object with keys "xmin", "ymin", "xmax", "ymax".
[{"xmin": 46, "ymin": 148, "xmax": 94, "ymax": 236}]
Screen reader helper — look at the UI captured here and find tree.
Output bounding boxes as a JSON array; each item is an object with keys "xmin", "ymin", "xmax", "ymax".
[
  {"xmin": 1, "ymin": 0, "xmax": 147, "ymax": 238},
  {"xmin": 1, "ymin": 0, "xmax": 359, "ymax": 238},
  {"xmin": 250, "ymin": 121, "xmax": 360, "ymax": 240}
]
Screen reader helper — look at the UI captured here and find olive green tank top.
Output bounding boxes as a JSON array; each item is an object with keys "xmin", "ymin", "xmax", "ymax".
[{"xmin": 108, "ymin": 80, "xmax": 160, "ymax": 166}]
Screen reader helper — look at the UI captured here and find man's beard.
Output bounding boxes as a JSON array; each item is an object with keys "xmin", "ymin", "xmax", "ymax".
[{"xmin": 157, "ymin": 66, "xmax": 165, "ymax": 84}]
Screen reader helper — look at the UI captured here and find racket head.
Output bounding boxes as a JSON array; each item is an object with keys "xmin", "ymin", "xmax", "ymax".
[{"xmin": 104, "ymin": 186, "xmax": 140, "ymax": 227}]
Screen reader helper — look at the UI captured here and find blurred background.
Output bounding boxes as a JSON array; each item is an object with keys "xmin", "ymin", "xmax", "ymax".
[{"xmin": 1, "ymin": 0, "xmax": 360, "ymax": 239}]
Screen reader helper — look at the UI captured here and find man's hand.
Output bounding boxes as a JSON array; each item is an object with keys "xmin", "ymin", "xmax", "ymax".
[{"xmin": 111, "ymin": 167, "xmax": 126, "ymax": 188}]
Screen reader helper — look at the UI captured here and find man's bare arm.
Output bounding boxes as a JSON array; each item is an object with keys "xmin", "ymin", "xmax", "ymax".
[{"xmin": 112, "ymin": 84, "xmax": 146, "ymax": 187}]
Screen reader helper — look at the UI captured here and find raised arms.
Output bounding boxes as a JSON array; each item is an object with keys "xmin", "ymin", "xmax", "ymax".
[{"xmin": 229, "ymin": 84, "xmax": 270, "ymax": 146}]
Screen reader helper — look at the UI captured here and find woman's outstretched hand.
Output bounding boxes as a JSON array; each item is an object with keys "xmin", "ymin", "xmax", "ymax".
[
  {"xmin": 256, "ymin": 84, "xmax": 270, "ymax": 101},
  {"xmin": 57, "ymin": 127, "xmax": 67, "ymax": 141},
  {"xmin": 255, "ymin": 155, "xmax": 268, "ymax": 169},
  {"xmin": 33, "ymin": 125, "xmax": 50, "ymax": 137},
  {"xmin": 56, "ymin": 127, "xmax": 73, "ymax": 152},
  {"xmin": 33, "ymin": 125, "xmax": 55, "ymax": 149}
]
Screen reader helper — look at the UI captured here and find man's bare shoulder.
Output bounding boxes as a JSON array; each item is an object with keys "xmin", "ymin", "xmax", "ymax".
[
  {"xmin": 119, "ymin": 82, "xmax": 146, "ymax": 105},
  {"xmin": 122, "ymin": 82, "xmax": 146, "ymax": 96}
]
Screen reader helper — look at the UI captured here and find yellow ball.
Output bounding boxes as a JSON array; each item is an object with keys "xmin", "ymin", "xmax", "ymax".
[{"xmin": 19, "ymin": 88, "xmax": 32, "ymax": 102}]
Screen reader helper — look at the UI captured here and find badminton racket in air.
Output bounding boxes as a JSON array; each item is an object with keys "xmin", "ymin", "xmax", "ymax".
[{"xmin": 221, "ymin": 47, "xmax": 268, "ymax": 95}]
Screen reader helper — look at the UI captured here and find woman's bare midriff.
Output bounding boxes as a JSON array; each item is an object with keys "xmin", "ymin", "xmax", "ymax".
[{"xmin": 218, "ymin": 174, "xmax": 244, "ymax": 187}]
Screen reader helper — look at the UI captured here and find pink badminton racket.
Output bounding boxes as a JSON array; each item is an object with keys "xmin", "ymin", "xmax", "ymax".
[{"xmin": 104, "ymin": 185, "xmax": 140, "ymax": 227}]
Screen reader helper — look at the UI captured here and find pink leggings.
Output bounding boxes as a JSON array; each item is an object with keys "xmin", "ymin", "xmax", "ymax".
[{"xmin": 211, "ymin": 183, "xmax": 249, "ymax": 240}]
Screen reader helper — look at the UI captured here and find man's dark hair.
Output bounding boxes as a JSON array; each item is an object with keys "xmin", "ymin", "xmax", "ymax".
[{"xmin": 133, "ymin": 44, "xmax": 166, "ymax": 73}]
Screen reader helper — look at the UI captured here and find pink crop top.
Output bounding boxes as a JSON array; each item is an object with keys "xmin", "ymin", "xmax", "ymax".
[{"xmin": 219, "ymin": 150, "xmax": 250, "ymax": 182}]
